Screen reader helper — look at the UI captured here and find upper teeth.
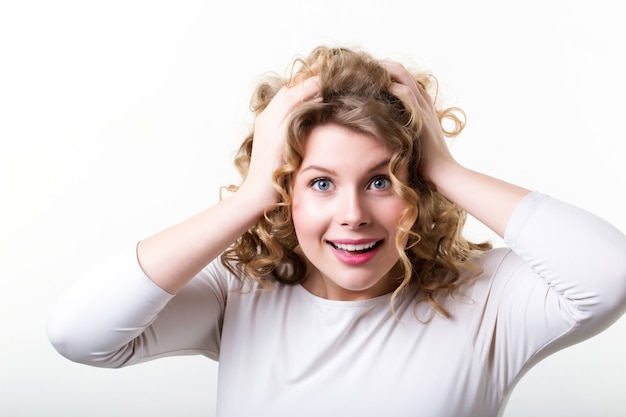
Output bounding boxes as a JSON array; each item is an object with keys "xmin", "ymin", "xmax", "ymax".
[{"xmin": 334, "ymin": 242, "xmax": 377, "ymax": 251}]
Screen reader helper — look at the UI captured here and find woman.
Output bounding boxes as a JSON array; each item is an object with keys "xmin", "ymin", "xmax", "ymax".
[{"xmin": 48, "ymin": 46, "xmax": 626, "ymax": 416}]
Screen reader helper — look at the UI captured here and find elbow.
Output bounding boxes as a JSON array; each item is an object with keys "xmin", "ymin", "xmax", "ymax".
[
  {"xmin": 47, "ymin": 315, "xmax": 87, "ymax": 365},
  {"xmin": 47, "ymin": 310, "xmax": 127, "ymax": 369},
  {"xmin": 603, "ymin": 244, "xmax": 626, "ymax": 309},
  {"xmin": 610, "ymin": 258, "xmax": 626, "ymax": 313},
  {"xmin": 585, "ymin": 255, "xmax": 626, "ymax": 329},
  {"xmin": 590, "ymin": 233, "xmax": 626, "ymax": 320},
  {"xmin": 46, "ymin": 314, "xmax": 97, "ymax": 366}
]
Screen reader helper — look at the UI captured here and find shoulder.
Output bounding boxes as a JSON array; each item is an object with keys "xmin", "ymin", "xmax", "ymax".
[{"xmin": 441, "ymin": 247, "xmax": 532, "ymax": 312}]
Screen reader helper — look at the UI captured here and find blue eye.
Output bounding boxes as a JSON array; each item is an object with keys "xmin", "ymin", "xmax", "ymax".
[
  {"xmin": 370, "ymin": 176, "xmax": 391, "ymax": 190},
  {"xmin": 311, "ymin": 178, "xmax": 334, "ymax": 191}
]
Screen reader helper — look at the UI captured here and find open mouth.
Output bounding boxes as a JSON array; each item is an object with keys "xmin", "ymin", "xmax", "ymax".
[{"xmin": 327, "ymin": 240, "xmax": 382, "ymax": 254}]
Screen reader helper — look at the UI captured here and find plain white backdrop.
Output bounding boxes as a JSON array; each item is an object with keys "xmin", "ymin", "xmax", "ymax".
[{"xmin": 1, "ymin": 1, "xmax": 625, "ymax": 416}]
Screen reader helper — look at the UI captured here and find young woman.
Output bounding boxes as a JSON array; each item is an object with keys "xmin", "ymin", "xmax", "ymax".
[{"xmin": 48, "ymin": 46, "xmax": 626, "ymax": 416}]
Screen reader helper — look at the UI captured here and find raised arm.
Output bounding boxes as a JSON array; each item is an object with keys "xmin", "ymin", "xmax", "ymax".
[
  {"xmin": 386, "ymin": 60, "xmax": 626, "ymax": 386},
  {"xmin": 137, "ymin": 77, "xmax": 320, "ymax": 293},
  {"xmin": 385, "ymin": 61, "xmax": 529, "ymax": 236},
  {"xmin": 48, "ymin": 76, "xmax": 321, "ymax": 365}
]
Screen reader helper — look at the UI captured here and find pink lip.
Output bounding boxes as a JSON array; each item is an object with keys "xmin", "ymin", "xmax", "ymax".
[
  {"xmin": 326, "ymin": 239, "xmax": 382, "ymax": 266},
  {"xmin": 328, "ymin": 238, "xmax": 379, "ymax": 245}
]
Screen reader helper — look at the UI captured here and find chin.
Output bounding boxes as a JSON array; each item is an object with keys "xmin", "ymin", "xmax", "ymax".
[{"xmin": 333, "ymin": 277, "xmax": 396, "ymax": 300}]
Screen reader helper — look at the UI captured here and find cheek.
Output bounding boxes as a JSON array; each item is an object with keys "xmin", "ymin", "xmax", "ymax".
[
  {"xmin": 385, "ymin": 200, "xmax": 411, "ymax": 238},
  {"xmin": 291, "ymin": 195, "xmax": 318, "ymax": 238},
  {"xmin": 291, "ymin": 203, "xmax": 305, "ymax": 235}
]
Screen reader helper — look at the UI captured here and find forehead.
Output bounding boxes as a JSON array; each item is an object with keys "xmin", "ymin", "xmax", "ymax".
[{"xmin": 301, "ymin": 123, "xmax": 392, "ymax": 163}]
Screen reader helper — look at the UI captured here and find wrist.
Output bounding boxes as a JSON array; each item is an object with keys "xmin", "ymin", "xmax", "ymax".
[
  {"xmin": 421, "ymin": 160, "xmax": 466, "ymax": 196},
  {"xmin": 234, "ymin": 178, "xmax": 280, "ymax": 214}
]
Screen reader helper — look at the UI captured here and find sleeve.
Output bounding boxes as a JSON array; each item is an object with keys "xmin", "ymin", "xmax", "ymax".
[
  {"xmin": 479, "ymin": 192, "xmax": 626, "ymax": 392},
  {"xmin": 47, "ymin": 245, "xmax": 230, "ymax": 368}
]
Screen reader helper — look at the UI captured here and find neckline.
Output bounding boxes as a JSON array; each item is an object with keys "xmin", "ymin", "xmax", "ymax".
[{"xmin": 294, "ymin": 283, "xmax": 395, "ymax": 308}]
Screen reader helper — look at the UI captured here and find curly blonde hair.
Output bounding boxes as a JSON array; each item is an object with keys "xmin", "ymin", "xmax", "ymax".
[{"xmin": 221, "ymin": 45, "xmax": 491, "ymax": 318}]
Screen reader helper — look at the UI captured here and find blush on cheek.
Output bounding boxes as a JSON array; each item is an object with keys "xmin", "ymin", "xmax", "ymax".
[
  {"xmin": 291, "ymin": 203, "xmax": 307, "ymax": 233},
  {"xmin": 291, "ymin": 198, "xmax": 325, "ymax": 247}
]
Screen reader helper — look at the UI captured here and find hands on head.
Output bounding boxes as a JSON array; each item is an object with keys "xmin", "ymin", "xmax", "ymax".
[
  {"xmin": 139, "ymin": 45, "xmax": 528, "ymax": 300},
  {"xmin": 241, "ymin": 75, "xmax": 321, "ymax": 208},
  {"xmin": 242, "ymin": 53, "xmax": 458, "ymax": 209}
]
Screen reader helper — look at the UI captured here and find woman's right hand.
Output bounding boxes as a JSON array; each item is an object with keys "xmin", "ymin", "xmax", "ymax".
[
  {"xmin": 135, "ymin": 76, "xmax": 320, "ymax": 293},
  {"xmin": 241, "ymin": 76, "xmax": 320, "ymax": 207}
]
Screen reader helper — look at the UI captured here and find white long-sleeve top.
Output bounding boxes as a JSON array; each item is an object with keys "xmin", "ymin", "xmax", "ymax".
[{"xmin": 47, "ymin": 192, "xmax": 626, "ymax": 416}]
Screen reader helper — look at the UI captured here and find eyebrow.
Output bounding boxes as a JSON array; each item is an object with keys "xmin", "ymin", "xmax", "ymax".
[{"xmin": 299, "ymin": 159, "xmax": 391, "ymax": 175}]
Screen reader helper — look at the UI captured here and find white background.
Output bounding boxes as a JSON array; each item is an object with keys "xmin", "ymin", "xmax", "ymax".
[{"xmin": 1, "ymin": 1, "xmax": 625, "ymax": 416}]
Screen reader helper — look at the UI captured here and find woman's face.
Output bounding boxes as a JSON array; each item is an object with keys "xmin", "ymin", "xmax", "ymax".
[{"xmin": 292, "ymin": 123, "xmax": 409, "ymax": 301}]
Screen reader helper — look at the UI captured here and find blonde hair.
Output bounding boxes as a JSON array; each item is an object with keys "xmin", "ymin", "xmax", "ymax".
[{"xmin": 221, "ymin": 45, "xmax": 491, "ymax": 317}]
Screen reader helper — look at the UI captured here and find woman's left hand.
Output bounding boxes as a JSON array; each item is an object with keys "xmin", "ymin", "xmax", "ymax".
[
  {"xmin": 382, "ymin": 60, "xmax": 530, "ymax": 237},
  {"xmin": 382, "ymin": 60, "xmax": 459, "ymax": 185}
]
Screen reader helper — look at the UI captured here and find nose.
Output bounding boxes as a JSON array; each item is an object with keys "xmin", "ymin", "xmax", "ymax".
[{"xmin": 336, "ymin": 189, "xmax": 370, "ymax": 229}]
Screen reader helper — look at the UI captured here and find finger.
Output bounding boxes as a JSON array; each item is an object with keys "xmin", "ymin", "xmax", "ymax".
[
  {"xmin": 295, "ymin": 75, "xmax": 322, "ymax": 102},
  {"xmin": 381, "ymin": 60, "xmax": 433, "ymax": 108},
  {"xmin": 380, "ymin": 60, "xmax": 418, "ymax": 92},
  {"xmin": 277, "ymin": 75, "xmax": 321, "ymax": 107},
  {"xmin": 258, "ymin": 76, "xmax": 321, "ymax": 133},
  {"xmin": 388, "ymin": 81, "xmax": 418, "ymax": 108}
]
